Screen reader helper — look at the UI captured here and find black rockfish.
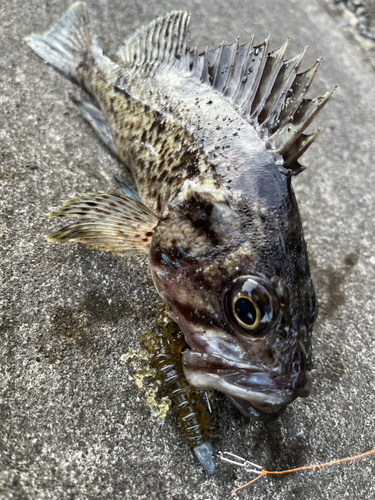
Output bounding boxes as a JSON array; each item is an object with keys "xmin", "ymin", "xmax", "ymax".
[{"xmin": 27, "ymin": 2, "xmax": 332, "ymax": 473}]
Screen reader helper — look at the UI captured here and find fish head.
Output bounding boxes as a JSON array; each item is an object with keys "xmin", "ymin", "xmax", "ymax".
[{"xmin": 150, "ymin": 179, "xmax": 317, "ymax": 420}]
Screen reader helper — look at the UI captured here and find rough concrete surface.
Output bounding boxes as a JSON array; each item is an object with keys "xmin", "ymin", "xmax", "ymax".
[
  {"xmin": 331, "ymin": 0, "xmax": 375, "ymax": 39},
  {"xmin": 324, "ymin": 0, "xmax": 375, "ymax": 68},
  {"xmin": 1, "ymin": 0, "xmax": 375, "ymax": 499}
]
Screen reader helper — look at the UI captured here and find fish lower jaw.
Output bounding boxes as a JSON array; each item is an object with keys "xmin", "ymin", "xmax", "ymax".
[
  {"xmin": 183, "ymin": 350, "xmax": 312, "ymax": 418},
  {"xmin": 186, "ymin": 370, "xmax": 293, "ymax": 407}
]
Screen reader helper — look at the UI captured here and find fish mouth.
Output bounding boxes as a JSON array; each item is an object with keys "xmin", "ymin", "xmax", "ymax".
[{"xmin": 183, "ymin": 351, "xmax": 312, "ymax": 420}]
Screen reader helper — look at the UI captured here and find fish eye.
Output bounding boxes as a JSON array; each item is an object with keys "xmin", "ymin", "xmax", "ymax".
[
  {"xmin": 232, "ymin": 296, "xmax": 260, "ymax": 329},
  {"xmin": 225, "ymin": 276, "xmax": 280, "ymax": 335}
]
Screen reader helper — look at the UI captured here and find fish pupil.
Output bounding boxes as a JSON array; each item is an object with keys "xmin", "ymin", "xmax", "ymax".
[{"xmin": 234, "ymin": 297, "xmax": 256, "ymax": 325}]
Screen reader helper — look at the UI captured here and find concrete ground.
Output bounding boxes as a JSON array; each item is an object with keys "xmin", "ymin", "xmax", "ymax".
[{"xmin": 1, "ymin": 0, "xmax": 374, "ymax": 498}]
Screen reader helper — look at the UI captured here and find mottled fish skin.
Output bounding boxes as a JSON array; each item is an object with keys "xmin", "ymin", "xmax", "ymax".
[
  {"xmin": 26, "ymin": 3, "xmax": 332, "ymax": 420},
  {"xmin": 77, "ymin": 60, "xmax": 207, "ymax": 214},
  {"xmin": 79, "ymin": 52, "xmax": 281, "ymax": 216}
]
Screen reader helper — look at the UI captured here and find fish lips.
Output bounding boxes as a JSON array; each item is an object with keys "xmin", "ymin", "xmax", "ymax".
[{"xmin": 183, "ymin": 351, "xmax": 312, "ymax": 420}]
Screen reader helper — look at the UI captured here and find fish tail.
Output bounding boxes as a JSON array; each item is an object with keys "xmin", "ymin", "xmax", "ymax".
[{"xmin": 25, "ymin": 2, "xmax": 101, "ymax": 85}]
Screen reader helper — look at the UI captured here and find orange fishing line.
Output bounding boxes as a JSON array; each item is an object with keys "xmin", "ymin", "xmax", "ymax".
[{"xmin": 231, "ymin": 448, "xmax": 375, "ymax": 494}]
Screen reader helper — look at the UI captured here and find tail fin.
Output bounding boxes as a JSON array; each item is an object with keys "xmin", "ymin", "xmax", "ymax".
[{"xmin": 25, "ymin": 2, "xmax": 101, "ymax": 84}]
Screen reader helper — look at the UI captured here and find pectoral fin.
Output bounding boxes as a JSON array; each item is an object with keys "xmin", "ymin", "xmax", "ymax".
[{"xmin": 47, "ymin": 193, "xmax": 159, "ymax": 255}]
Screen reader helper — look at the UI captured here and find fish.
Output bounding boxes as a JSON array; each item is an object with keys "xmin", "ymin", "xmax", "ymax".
[{"xmin": 26, "ymin": 2, "xmax": 333, "ymax": 474}]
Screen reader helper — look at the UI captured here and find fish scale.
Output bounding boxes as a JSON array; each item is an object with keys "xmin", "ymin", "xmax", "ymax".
[
  {"xmin": 27, "ymin": 2, "xmax": 330, "ymax": 474},
  {"xmin": 80, "ymin": 63, "xmax": 208, "ymax": 213}
]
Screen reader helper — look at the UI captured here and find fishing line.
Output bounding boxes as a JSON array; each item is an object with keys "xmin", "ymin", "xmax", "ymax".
[{"xmin": 217, "ymin": 448, "xmax": 375, "ymax": 494}]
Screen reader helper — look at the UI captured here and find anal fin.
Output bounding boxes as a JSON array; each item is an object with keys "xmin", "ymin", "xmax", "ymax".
[
  {"xmin": 69, "ymin": 94, "xmax": 118, "ymax": 156},
  {"xmin": 46, "ymin": 193, "xmax": 159, "ymax": 256}
]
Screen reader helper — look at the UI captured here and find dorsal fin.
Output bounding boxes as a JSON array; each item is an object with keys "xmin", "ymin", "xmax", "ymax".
[
  {"xmin": 117, "ymin": 11, "xmax": 191, "ymax": 70},
  {"xmin": 117, "ymin": 12, "xmax": 333, "ymax": 173},
  {"xmin": 197, "ymin": 37, "xmax": 270, "ymax": 106},
  {"xmin": 192, "ymin": 37, "xmax": 334, "ymax": 173}
]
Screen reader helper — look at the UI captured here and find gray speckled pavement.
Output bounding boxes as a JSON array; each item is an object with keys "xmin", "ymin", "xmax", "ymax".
[{"xmin": 1, "ymin": 1, "xmax": 375, "ymax": 499}]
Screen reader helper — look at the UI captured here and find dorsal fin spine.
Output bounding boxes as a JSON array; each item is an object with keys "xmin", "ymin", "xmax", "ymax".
[
  {"xmin": 134, "ymin": 35, "xmax": 141, "ymax": 65},
  {"xmin": 139, "ymin": 28, "xmax": 147, "ymax": 66},
  {"xmin": 165, "ymin": 18, "xmax": 175, "ymax": 64},
  {"xmin": 180, "ymin": 13, "xmax": 191, "ymax": 70},
  {"xmin": 251, "ymin": 38, "xmax": 290, "ymax": 121},
  {"xmin": 231, "ymin": 37, "xmax": 254, "ymax": 103},
  {"xmin": 164, "ymin": 16, "xmax": 174, "ymax": 65},
  {"xmin": 169, "ymin": 12, "xmax": 185, "ymax": 66},
  {"xmin": 169, "ymin": 14, "xmax": 182, "ymax": 65},
  {"xmin": 149, "ymin": 20, "xmax": 159, "ymax": 62},
  {"xmin": 145, "ymin": 22, "xmax": 155, "ymax": 63},
  {"xmin": 211, "ymin": 42, "xmax": 225, "ymax": 88},
  {"xmin": 177, "ymin": 13, "xmax": 187, "ymax": 59},
  {"xmin": 269, "ymin": 90, "xmax": 334, "ymax": 154},
  {"xmin": 259, "ymin": 46, "xmax": 307, "ymax": 132},
  {"xmin": 277, "ymin": 58, "xmax": 322, "ymax": 129},
  {"xmin": 144, "ymin": 25, "xmax": 151, "ymax": 63},
  {"xmin": 175, "ymin": 15, "xmax": 184, "ymax": 60},
  {"xmin": 240, "ymin": 36, "xmax": 270, "ymax": 115},
  {"xmin": 157, "ymin": 18, "xmax": 169, "ymax": 65},
  {"xmin": 177, "ymin": 12, "xmax": 190, "ymax": 67},
  {"xmin": 283, "ymin": 129, "xmax": 322, "ymax": 167},
  {"xmin": 190, "ymin": 46, "xmax": 198, "ymax": 76},
  {"xmin": 223, "ymin": 37, "xmax": 241, "ymax": 95},
  {"xmin": 223, "ymin": 41, "xmax": 242, "ymax": 98},
  {"xmin": 200, "ymin": 48, "xmax": 209, "ymax": 83},
  {"xmin": 223, "ymin": 38, "xmax": 248, "ymax": 99}
]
